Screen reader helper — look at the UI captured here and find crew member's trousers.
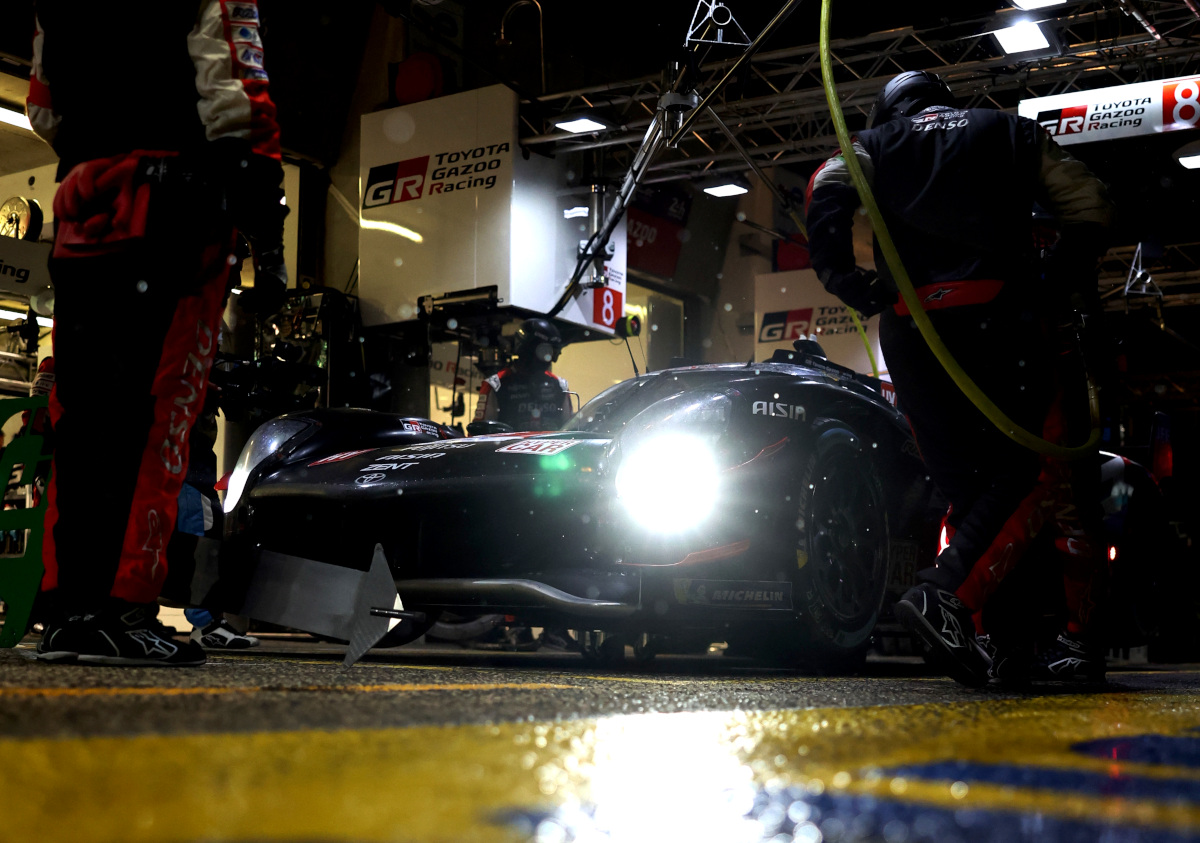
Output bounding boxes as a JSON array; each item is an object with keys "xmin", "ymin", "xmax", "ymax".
[{"xmin": 881, "ymin": 291, "xmax": 1103, "ymax": 634}]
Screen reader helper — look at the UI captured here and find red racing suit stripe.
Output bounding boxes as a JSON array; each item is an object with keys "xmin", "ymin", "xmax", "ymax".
[{"xmin": 191, "ymin": 0, "xmax": 282, "ymax": 160}]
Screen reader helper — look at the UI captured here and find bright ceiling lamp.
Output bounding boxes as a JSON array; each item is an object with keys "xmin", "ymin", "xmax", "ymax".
[
  {"xmin": 1174, "ymin": 140, "xmax": 1200, "ymax": 169},
  {"xmin": 555, "ymin": 116, "xmax": 607, "ymax": 134},
  {"xmin": 994, "ymin": 20, "xmax": 1051, "ymax": 53},
  {"xmin": 0, "ymin": 106, "xmax": 32, "ymax": 132},
  {"xmin": 0, "ymin": 308, "xmax": 51, "ymax": 327},
  {"xmin": 702, "ymin": 182, "xmax": 748, "ymax": 197},
  {"xmin": 1011, "ymin": 0, "xmax": 1065, "ymax": 8}
]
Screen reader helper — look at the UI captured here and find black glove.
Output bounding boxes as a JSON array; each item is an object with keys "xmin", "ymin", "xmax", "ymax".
[
  {"xmin": 237, "ymin": 244, "xmax": 289, "ymax": 316},
  {"xmin": 825, "ymin": 267, "xmax": 897, "ymax": 318},
  {"xmin": 210, "ymin": 138, "xmax": 288, "ymax": 244},
  {"xmin": 1042, "ymin": 222, "xmax": 1109, "ymax": 306}
]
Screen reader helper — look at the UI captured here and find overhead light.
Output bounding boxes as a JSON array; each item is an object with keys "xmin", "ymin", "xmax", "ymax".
[
  {"xmin": 563, "ymin": 206, "xmax": 589, "ymax": 219},
  {"xmin": 994, "ymin": 20, "xmax": 1051, "ymax": 54},
  {"xmin": 0, "ymin": 106, "xmax": 32, "ymax": 133},
  {"xmin": 702, "ymin": 183, "xmax": 749, "ymax": 198},
  {"xmin": 0, "ymin": 308, "xmax": 51, "ymax": 327},
  {"xmin": 555, "ymin": 117, "xmax": 607, "ymax": 134},
  {"xmin": 1174, "ymin": 140, "xmax": 1200, "ymax": 169},
  {"xmin": 1010, "ymin": 0, "xmax": 1065, "ymax": 8}
]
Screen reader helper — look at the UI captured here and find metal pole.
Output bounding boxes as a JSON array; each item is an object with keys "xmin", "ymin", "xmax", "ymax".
[
  {"xmin": 548, "ymin": 112, "xmax": 666, "ymax": 317},
  {"xmin": 667, "ymin": 0, "xmax": 806, "ymax": 147}
]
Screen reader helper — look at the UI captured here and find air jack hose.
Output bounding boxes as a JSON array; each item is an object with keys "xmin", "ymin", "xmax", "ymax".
[{"xmin": 817, "ymin": 0, "xmax": 1099, "ymax": 460}]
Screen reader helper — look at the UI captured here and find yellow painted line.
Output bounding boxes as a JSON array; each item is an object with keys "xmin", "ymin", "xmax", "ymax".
[
  {"xmin": 207, "ymin": 656, "xmax": 453, "ymax": 670},
  {"xmin": 0, "ymin": 682, "xmax": 573, "ymax": 699},
  {"xmin": 5, "ymin": 690, "xmax": 1200, "ymax": 842}
]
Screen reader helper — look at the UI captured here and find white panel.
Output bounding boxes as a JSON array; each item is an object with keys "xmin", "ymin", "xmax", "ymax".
[
  {"xmin": 358, "ymin": 86, "xmax": 517, "ymax": 326},
  {"xmin": 754, "ymin": 269, "xmax": 885, "ymax": 378},
  {"xmin": 1017, "ymin": 74, "xmax": 1200, "ymax": 145}
]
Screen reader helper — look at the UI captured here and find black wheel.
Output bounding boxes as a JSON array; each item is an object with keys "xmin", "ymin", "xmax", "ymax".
[
  {"xmin": 424, "ymin": 613, "xmax": 506, "ymax": 643},
  {"xmin": 777, "ymin": 421, "xmax": 890, "ymax": 672},
  {"xmin": 580, "ymin": 631, "xmax": 628, "ymax": 667},
  {"xmin": 374, "ymin": 609, "xmax": 441, "ymax": 648}
]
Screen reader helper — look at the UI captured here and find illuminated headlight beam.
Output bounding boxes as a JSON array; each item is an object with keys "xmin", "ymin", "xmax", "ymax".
[{"xmin": 615, "ymin": 434, "xmax": 720, "ymax": 533}]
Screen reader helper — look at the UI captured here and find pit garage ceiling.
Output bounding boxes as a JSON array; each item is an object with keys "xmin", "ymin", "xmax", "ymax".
[{"xmin": 0, "ymin": 0, "xmax": 1197, "ymax": 302}]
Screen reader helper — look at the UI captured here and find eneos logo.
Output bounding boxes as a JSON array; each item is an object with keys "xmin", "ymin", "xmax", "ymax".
[
  {"xmin": 758, "ymin": 308, "xmax": 813, "ymax": 343},
  {"xmin": 363, "ymin": 157, "xmax": 430, "ymax": 208},
  {"xmin": 1036, "ymin": 105, "xmax": 1087, "ymax": 136}
]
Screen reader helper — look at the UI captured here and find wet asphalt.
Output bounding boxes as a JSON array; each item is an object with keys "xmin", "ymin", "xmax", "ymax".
[{"xmin": 3, "ymin": 635, "xmax": 1200, "ymax": 842}]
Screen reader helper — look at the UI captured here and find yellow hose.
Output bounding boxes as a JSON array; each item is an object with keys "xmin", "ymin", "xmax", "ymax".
[{"xmin": 817, "ymin": 0, "xmax": 1099, "ymax": 460}]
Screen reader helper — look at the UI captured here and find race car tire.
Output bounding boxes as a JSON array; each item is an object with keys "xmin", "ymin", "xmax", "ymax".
[{"xmin": 765, "ymin": 419, "xmax": 890, "ymax": 672}]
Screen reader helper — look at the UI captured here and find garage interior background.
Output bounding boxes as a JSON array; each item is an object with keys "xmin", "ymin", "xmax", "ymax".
[{"xmin": 0, "ymin": 0, "xmax": 1197, "ymax": 546}]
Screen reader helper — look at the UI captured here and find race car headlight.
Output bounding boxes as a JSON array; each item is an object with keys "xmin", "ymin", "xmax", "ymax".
[
  {"xmin": 222, "ymin": 417, "xmax": 314, "ymax": 514},
  {"xmin": 613, "ymin": 391, "xmax": 732, "ymax": 533}
]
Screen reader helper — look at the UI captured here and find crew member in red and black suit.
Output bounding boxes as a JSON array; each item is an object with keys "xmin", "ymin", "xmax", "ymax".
[
  {"xmin": 474, "ymin": 318, "xmax": 573, "ymax": 432},
  {"xmin": 28, "ymin": 0, "xmax": 287, "ymax": 666},
  {"xmin": 805, "ymin": 71, "xmax": 1115, "ymax": 685}
]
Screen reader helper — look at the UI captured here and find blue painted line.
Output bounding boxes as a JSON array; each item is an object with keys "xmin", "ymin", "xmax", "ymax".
[
  {"xmin": 1072, "ymin": 735, "xmax": 1200, "ymax": 769},
  {"xmin": 884, "ymin": 760, "xmax": 1200, "ymax": 802},
  {"xmin": 499, "ymin": 789, "xmax": 1200, "ymax": 843}
]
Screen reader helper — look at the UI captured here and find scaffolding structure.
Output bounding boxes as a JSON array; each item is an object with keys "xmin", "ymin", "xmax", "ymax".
[{"xmin": 519, "ymin": 0, "xmax": 1200, "ymax": 305}]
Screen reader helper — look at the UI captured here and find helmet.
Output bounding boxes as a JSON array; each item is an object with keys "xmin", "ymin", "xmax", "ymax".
[
  {"xmin": 514, "ymin": 317, "xmax": 563, "ymax": 366},
  {"xmin": 867, "ymin": 70, "xmax": 954, "ymax": 128}
]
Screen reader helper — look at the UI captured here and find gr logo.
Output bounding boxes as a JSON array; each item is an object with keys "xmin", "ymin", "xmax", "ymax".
[
  {"xmin": 363, "ymin": 157, "xmax": 430, "ymax": 208},
  {"xmin": 758, "ymin": 308, "xmax": 813, "ymax": 343},
  {"xmin": 1036, "ymin": 105, "xmax": 1087, "ymax": 136}
]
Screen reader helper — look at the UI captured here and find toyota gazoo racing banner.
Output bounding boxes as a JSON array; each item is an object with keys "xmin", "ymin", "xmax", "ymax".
[{"xmin": 1018, "ymin": 74, "xmax": 1200, "ymax": 145}]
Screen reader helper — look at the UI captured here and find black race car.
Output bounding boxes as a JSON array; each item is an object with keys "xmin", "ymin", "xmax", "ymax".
[{"xmin": 205, "ymin": 344, "xmax": 1177, "ymax": 669}]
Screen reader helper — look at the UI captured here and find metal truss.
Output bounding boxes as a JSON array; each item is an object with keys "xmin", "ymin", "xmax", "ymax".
[
  {"xmin": 521, "ymin": 0, "xmax": 1200, "ymax": 299},
  {"xmin": 520, "ymin": 1, "xmax": 1200, "ymax": 183}
]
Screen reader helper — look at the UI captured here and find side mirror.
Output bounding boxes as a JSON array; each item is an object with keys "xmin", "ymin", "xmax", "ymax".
[{"xmin": 467, "ymin": 420, "xmax": 515, "ymax": 437}]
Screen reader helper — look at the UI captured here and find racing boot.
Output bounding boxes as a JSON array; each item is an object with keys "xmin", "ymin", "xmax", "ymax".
[
  {"xmin": 37, "ymin": 602, "xmax": 206, "ymax": 667},
  {"xmin": 895, "ymin": 583, "xmax": 991, "ymax": 687},
  {"xmin": 977, "ymin": 634, "xmax": 1031, "ymax": 688},
  {"xmin": 1030, "ymin": 631, "xmax": 1106, "ymax": 683}
]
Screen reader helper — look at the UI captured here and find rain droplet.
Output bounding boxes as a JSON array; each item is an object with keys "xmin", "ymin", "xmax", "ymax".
[
  {"xmin": 136, "ymin": 280, "xmax": 148, "ymax": 293},
  {"xmin": 447, "ymin": 318, "xmax": 459, "ymax": 330},
  {"xmin": 651, "ymin": 324, "xmax": 659, "ymax": 332},
  {"xmin": 394, "ymin": 257, "xmax": 404, "ymax": 267},
  {"xmin": 724, "ymin": 303, "xmax": 733, "ymax": 312}
]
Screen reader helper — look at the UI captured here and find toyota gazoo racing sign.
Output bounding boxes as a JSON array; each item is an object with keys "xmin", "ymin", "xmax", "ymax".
[
  {"xmin": 1018, "ymin": 74, "xmax": 1200, "ymax": 145},
  {"xmin": 362, "ymin": 144, "xmax": 510, "ymax": 209}
]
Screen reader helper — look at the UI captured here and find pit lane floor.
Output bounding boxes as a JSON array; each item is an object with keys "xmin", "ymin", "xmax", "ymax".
[{"xmin": 2, "ymin": 634, "xmax": 1199, "ymax": 843}]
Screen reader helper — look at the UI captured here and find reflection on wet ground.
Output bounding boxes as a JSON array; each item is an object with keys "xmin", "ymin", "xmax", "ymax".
[{"xmin": 0, "ymin": 641, "xmax": 1197, "ymax": 842}]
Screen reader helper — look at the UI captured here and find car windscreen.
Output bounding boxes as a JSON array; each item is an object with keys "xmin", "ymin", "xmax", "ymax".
[
  {"xmin": 564, "ymin": 372, "xmax": 741, "ymax": 435},
  {"xmin": 562, "ymin": 377, "xmax": 677, "ymax": 435}
]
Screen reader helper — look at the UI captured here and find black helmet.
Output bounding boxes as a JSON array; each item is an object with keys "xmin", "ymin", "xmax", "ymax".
[
  {"xmin": 514, "ymin": 317, "xmax": 562, "ymax": 366},
  {"xmin": 867, "ymin": 70, "xmax": 954, "ymax": 128}
]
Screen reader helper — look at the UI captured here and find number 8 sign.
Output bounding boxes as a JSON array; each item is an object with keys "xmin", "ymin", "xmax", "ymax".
[
  {"xmin": 592, "ymin": 287, "xmax": 623, "ymax": 330},
  {"xmin": 1163, "ymin": 78, "xmax": 1200, "ymax": 130}
]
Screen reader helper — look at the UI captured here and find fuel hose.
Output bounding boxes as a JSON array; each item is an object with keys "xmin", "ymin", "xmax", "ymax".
[{"xmin": 817, "ymin": 0, "xmax": 1100, "ymax": 460}]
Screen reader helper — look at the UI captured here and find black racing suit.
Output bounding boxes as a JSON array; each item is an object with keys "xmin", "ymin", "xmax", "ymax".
[
  {"xmin": 475, "ymin": 367, "xmax": 572, "ymax": 432},
  {"xmin": 806, "ymin": 105, "xmax": 1114, "ymax": 636},
  {"xmin": 29, "ymin": 1, "xmax": 284, "ymax": 612}
]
